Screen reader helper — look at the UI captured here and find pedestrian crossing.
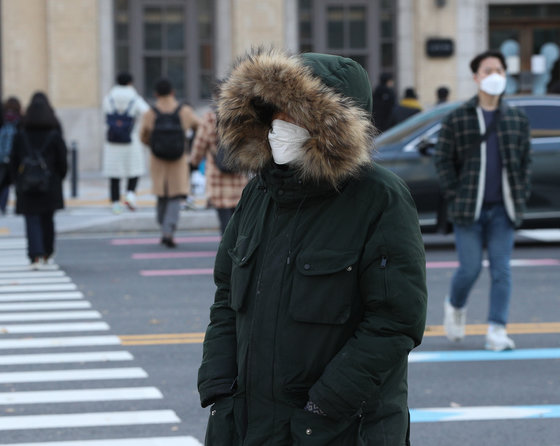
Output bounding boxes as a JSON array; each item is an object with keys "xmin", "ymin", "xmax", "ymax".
[{"xmin": 0, "ymin": 237, "xmax": 203, "ymax": 445}]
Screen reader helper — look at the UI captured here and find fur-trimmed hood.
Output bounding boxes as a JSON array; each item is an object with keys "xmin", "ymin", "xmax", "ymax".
[{"xmin": 217, "ymin": 49, "xmax": 375, "ymax": 186}]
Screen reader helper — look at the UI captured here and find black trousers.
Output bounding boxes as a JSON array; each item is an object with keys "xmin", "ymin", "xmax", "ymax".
[
  {"xmin": 110, "ymin": 177, "xmax": 138, "ymax": 202},
  {"xmin": 24, "ymin": 212, "xmax": 55, "ymax": 261}
]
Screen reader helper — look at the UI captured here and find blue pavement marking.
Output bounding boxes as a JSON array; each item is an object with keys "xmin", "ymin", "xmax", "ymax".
[
  {"xmin": 409, "ymin": 348, "xmax": 560, "ymax": 363},
  {"xmin": 410, "ymin": 405, "xmax": 560, "ymax": 423}
]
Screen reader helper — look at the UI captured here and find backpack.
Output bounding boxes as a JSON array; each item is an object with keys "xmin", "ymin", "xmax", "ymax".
[
  {"xmin": 150, "ymin": 105, "xmax": 185, "ymax": 161},
  {"xmin": 106, "ymin": 97, "xmax": 136, "ymax": 143},
  {"xmin": 18, "ymin": 131, "xmax": 56, "ymax": 194},
  {"xmin": 0, "ymin": 121, "xmax": 17, "ymax": 163}
]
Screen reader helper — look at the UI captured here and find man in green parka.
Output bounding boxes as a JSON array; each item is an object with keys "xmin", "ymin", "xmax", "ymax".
[{"xmin": 198, "ymin": 49, "xmax": 427, "ymax": 445}]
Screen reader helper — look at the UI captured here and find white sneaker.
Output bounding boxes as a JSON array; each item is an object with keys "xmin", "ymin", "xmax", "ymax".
[
  {"xmin": 443, "ymin": 298, "xmax": 466, "ymax": 342},
  {"xmin": 486, "ymin": 323, "xmax": 515, "ymax": 351},
  {"xmin": 124, "ymin": 191, "xmax": 136, "ymax": 211},
  {"xmin": 30, "ymin": 258, "xmax": 42, "ymax": 271},
  {"xmin": 111, "ymin": 202, "xmax": 123, "ymax": 215}
]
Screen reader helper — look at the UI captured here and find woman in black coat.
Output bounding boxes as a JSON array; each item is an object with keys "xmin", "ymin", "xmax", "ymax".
[{"xmin": 9, "ymin": 92, "xmax": 67, "ymax": 268}]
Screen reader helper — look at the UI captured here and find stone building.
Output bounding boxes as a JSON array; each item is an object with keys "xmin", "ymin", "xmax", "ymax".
[{"xmin": 1, "ymin": 0, "xmax": 558, "ymax": 170}]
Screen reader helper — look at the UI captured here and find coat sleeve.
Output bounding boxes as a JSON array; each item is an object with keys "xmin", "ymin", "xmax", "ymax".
[
  {"xmin": 433, "ymin": 114, "xmax": 459, "ymax": 200},
  {"xmin": 197, "ymin": 196, "xmax": 243, "ymax": 408},
  {"xmin": 308, "ymin": 178, "xmax": 427, "ymax": 420}
]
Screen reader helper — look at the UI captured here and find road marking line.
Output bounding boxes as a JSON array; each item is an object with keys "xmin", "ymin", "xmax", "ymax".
[
  {"xmin": 427, "ymin": 258, "xmax": 560, "ymax": 268},
  {"xmin": 424, "ymin": 322, "xmax": 560, "ymax": 336},
  {"xmin": 0, "ymin": 367, "xmax": 147, "ymax": 383},
  {"xmin": 518, "ymin": 229, "xmax": 560, "ymax": 242},
  {"xmin": 0, "ymin": 386, "xmax": 162, "ymax": 405},
  {"xmin": 0, "ymin": 259, "xmax": 32, "ymax": 266},
  {"xmin": 0, "ymin": 436, "xmax": 203, "ymax": 446},
  {"xmin": 0, "ymin": 283, "xmax": 77, "ymax": 293},
  {"xmin": 0, "ymin": 277, "xmax": 72, "ymax": 285},
  {"xmin": 0, "ymin": 270, "xmax": 66, "ymax": 279},
  {"xmin": 0, "ymin": 351, "xmax": 133, "ymax": 365},
  {"xmin": 0, "ymin": 409, "xmax": 180, "ymax": 430},
  {"xmin": 0, "ymin": 240, "xmax": 25, "ymax": 249},
  {"xmin": 0, "ymin": 310, "xmax": 101, "ymax": 321},
  {"xmin": 118, "ymin": 322, "xmax": 560, "ymax": 345},
  {"xmin": 409, "ymin": 348, "xmax": 560, "ymax": 363},
  {"xmin": 410, "ymin": 405, "xmax": 560, "ymax": 423},
  {"xmin": 0, "ymin": 249, "xmax": 30, "ymax": 257},
  {"xmin": 111, "ymin": 236, "xmax": 221, "ymax": 245},
  {"xmin": 0, "ymin": 264, "xmax": 59, "ymax": 272},
  {"xmin": 0, "ymin": 301, "xmax": 90, "ymax": 311},
  {"xmin": 0, "ymin": 291, "xmax": 84, "ymax": 301},
  {"xmin": 0, "ymin": 335, "xmax": 121, "ymax": 349},
  {"xmin": 132, "ymin": 251, "xmax": 217, "ymax": 259},
  {"xmin": 140, "ymin": 268, "xmax": 214, "ymax": 276},
  {"xmin": 0, "ymin": 321, "xmax": 110, "ymax": 334}
]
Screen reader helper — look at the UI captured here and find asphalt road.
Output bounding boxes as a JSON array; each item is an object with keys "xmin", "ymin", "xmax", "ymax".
[{"xmin": 0, "ymin": 232, "xmax": 559, "ymax": 445}]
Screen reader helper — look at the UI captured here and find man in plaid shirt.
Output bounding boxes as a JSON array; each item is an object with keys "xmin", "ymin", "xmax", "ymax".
[
  {"xmin": 434, "ymin": 50, "xmax": 531, "ymax": 351},
  {"xmin": 190, "ymin": 111, "xmax": 248, "ymax": 234}
]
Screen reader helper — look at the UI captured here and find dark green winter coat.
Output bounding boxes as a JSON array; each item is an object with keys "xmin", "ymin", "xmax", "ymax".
[{"xmin": 198, "ymin": 50, "xmax": 427, "ymax": 446}]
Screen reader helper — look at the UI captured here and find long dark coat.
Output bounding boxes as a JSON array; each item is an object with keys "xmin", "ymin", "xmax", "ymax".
[
  {"xmin": 9, "ymin": 128, "xmax": 67, "ymax": 214},
  {"xmin": 198, "ymin": 50, "xmax": 427, "ymax": 445}
]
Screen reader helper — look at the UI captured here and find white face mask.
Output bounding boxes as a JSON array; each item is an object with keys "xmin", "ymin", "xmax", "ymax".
[
  {"xmin": 268, "ymin": 119, "xmax": 310, "ymax": 165},
  {"xmin": 479, "ymin": 73, "xmax": 507, "ymax": 96}
]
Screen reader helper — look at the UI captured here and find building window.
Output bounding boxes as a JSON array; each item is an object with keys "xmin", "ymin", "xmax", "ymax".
[
  {"xmin": 114, "ymin": 0, "xmax": 214, "ymax": 104},
  {"xmin": 298, "ymin": 0, "xmax": 395, "ymax": 85}
]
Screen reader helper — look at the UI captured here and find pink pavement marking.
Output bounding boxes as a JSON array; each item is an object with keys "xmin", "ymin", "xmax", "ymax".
[
  {"xmin": 132, "ymin": 251, "xmax": 217, "ymax": 260},
  {"xmin": 111, "ymin": 236, "xmax": 221, "ymax": 245},
  {"xmin": 141, "ymin": 268, "xmax": 214, "ymax": 276},
  {"xmin": 427, "ymin": 258, "xmax": 560, "ymax": 269}
]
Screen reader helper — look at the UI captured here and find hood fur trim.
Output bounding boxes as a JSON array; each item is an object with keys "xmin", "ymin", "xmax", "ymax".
[{"xmin": 217, "ymin": 49, "xmax": 375, "ymax": 186}]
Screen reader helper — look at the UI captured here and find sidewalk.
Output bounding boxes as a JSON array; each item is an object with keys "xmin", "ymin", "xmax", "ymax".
[{"xmin": 0, "ymin": 172, "xmax": 220, "ymax": 237}]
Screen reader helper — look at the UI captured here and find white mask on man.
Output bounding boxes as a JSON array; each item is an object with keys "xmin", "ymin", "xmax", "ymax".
[
  {"xmin": 268, "ymin": 119, "xmax": 310, "ymax": 165},
  {"xmin": 479, "ymin": 73, "xmax": 507, "ymax": 96}
]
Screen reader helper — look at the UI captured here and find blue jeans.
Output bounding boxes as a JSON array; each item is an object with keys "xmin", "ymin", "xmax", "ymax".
[
  {"xmin": 449, "ymin": 204, "xmax": 515, "ymax": 325},
  {"xmin": 24, "ymin": 212, "xmax": 55, "ymax": 261}
]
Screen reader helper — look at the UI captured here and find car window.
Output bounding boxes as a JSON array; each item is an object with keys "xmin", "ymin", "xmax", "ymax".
[
  {"xmin": 375, "ymin": 102, "xmax": 459, "ymax": 146},
  {"xmin": 508, "ymin": 101, "xmax": 560, "ymax": 138}
]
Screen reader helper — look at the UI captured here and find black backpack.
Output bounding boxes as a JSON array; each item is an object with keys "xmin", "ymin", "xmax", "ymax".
[
  {"xmin": 18, "ymin": 131, "xmax": 56, "ymax": 194},
  {"xmin": 106, "ymin": 97, "xmax": 136, "ymax": 143},
  {"xmin": 150, "ymin": 105, "xmax": 185, "ymax": 161}
]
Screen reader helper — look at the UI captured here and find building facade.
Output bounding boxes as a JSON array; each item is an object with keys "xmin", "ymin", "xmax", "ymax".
[{"xmin": 1, "ymin": 0, "xmax": 558, "ymax": 170}]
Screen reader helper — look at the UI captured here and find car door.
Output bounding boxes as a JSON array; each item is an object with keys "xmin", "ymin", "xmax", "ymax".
[{"xmin": 509, "ymin": 98, "xmax": 560, "ymax": 227}]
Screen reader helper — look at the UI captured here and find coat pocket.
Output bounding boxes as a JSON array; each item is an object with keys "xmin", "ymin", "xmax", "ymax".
[
  {"xmin": 290, "ymin": 249, "xmax": 359, "ymax": 325},
  {"xmin": 290, "ymin": 409, "xmax": 361, "ymax": 446},
  {"xmin": 227, "ymin": 235, "xmax": 259, "ymax": 311},
  {"xmin": 205, "ymin": 397, "xmax": 237, "ymax": 446}
]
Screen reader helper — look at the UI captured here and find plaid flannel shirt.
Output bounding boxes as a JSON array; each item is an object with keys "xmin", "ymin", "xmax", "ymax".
[
  {"xmin": 434, "ymin": 96, "xmax": 531, "ymax": 227},
  {"xmin": 190, "ymin": 111, "xmax": 248, "ymax": 209}
]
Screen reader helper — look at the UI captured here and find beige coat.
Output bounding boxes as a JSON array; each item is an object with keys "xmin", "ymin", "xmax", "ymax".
[{"xmin": 140, "ymin": 97, "xmax": 200, "ymax": 198}]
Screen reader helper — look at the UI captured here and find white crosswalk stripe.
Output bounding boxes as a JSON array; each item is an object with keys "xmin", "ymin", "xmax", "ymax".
[
  {"xmin": 0, "ymin": 239, "xmax": 196, "ymax": 444},
  {"xmin": 0, "ymin": 321, "xmax": 110, "ymax": 333},
  {"xmin": 0, "ymin": 300, "xmax": 91, "ymax": 310},
  {"xmin": 0, "ymin": 438, "xmax": 203, "ymax": 446},
  {"xmin": 0, "ymin": 387, "xmax": 163, "ymax": 404},
  {"xmin": 0, "ymin": 351, "xmax": 134, "ymax": 365},
  {"xmin": 0, "ymin": 291, "xmax": 84, "ymax": 301},
  {"xmin": 0, "ymin": 276, "xmax": 72, "ymax": 285},
  {"xmin": 0, "ymin": 310, "xmax": 101, "ymax": 321}
]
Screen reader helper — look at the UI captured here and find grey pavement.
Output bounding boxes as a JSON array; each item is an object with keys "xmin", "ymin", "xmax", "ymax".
[{"xmin": 0, "ymin": 171, "xmax": 220, "ymax": 237}]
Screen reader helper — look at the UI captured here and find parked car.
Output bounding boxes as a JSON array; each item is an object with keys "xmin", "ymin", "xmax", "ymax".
[{"xmin": 373, "ymin": 95, "xmax": 560, "ymax": 232}]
